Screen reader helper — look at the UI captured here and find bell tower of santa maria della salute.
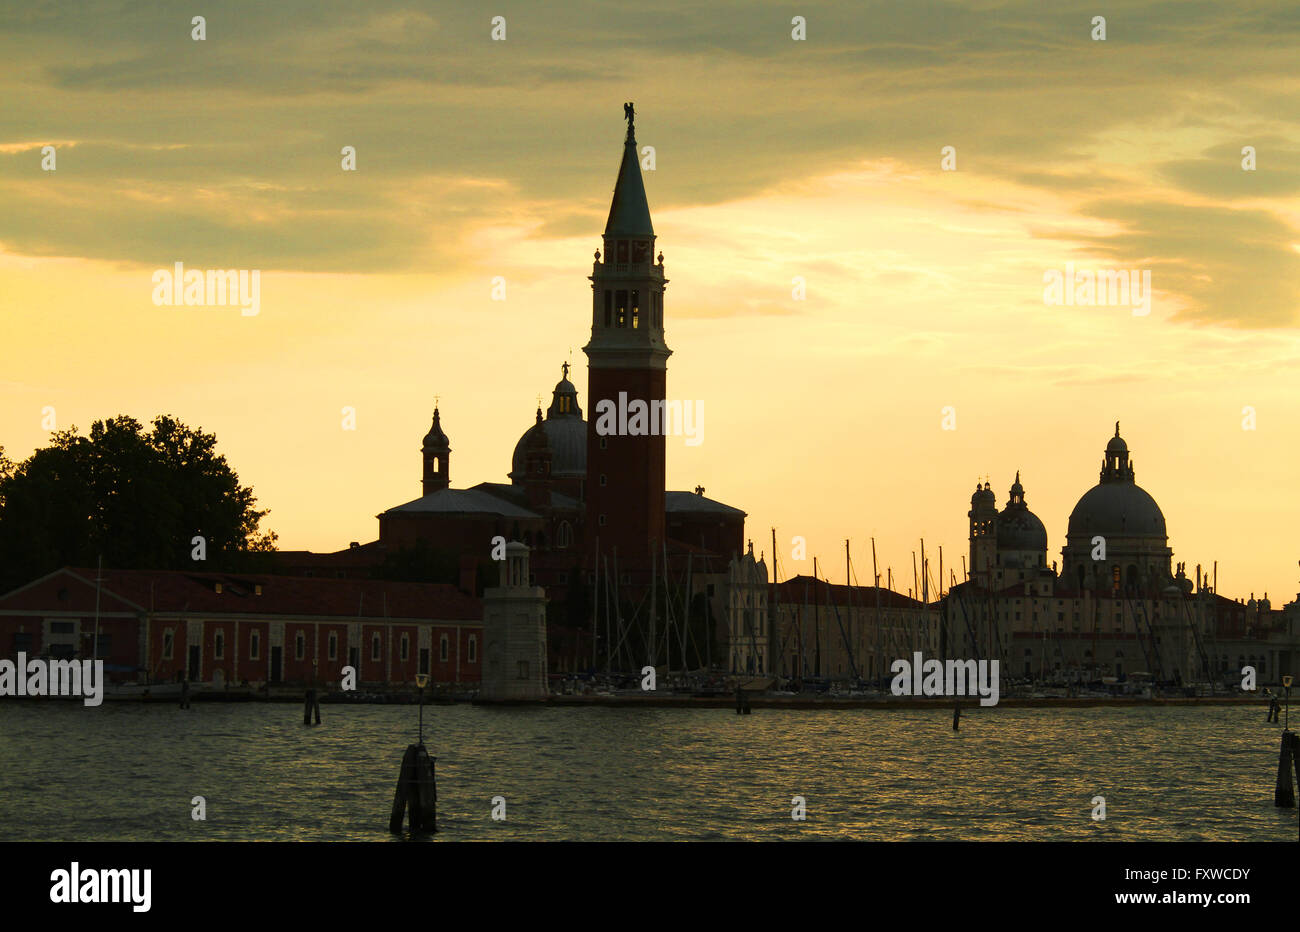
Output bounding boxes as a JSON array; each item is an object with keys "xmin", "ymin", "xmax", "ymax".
[{"xmin": 584, "ymin": 103, "xmax": 671, "ymax": 565}]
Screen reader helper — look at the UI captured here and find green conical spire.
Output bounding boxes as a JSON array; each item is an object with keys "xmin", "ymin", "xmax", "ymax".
[{"xmin": 604, "ymin": 103, "xmax": 654, "ymax": 237}]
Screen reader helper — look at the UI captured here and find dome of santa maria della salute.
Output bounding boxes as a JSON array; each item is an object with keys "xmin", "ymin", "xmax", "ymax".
[
  {"xmin": 1065, "ymin": 423, "xmax": 1166, "ymax": 541},
  {"xmin": 1061, "ymin": 423, "xmax": 1173, "ymax": 591}
]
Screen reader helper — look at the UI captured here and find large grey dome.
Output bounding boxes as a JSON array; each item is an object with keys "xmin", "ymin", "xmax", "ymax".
[
  {"xmin": 510, "ymin": 417, "xmax": 586, "ymax": 479},
  {"xmin": 1067, "ymin": 482, "xmax": 1166, "ymax": 539}
]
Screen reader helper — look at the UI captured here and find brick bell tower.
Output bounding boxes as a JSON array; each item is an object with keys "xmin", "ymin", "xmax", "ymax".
[{"xmin": 584, "ymin": 103, "xmax": 670, "ymax": 564}]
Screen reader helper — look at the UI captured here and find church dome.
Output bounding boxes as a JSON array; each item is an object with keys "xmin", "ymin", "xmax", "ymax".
[
  {"xmin": 1067, "ymin": 483, "xmax": 1166, "ymax": 539},
  {"xmin": 509, "ymin": 364, "xmax": 587, "ymax": 480},
  {"xmin": 510, "ymin": 418, "xmax": 586, "ymax": 478},
  {"xmin": 1067, "ymin": 424, "xmax": 1166, "ymax": 540},
  {"xmin": 997, "ymin": 471, "xmax": 1047, "ymax": 552}
]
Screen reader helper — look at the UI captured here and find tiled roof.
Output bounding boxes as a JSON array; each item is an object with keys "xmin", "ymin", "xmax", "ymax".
[
  {"xmin": 774, "ymin": 575, "xmax": 931, "ymax": 610},
  {"xmin": 665, "ymin": 490, "xmax": 746, "ymax": 516},
  {"xmin": 0, "ymin": 567, "xmax": 482, "ymax": 621},
  {"xmin": 380, "ymin": 487, "xmax": 539, "ymax": 519}
]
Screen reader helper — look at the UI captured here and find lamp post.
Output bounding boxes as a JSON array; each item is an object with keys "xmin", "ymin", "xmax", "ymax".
[
  {"xmin": 1285, "ymin": 675, "xmax": 1293, "ymax": 731},
  {"xmin": 415, "ymin": 673, "xmax": 429, "ymax": 745}
]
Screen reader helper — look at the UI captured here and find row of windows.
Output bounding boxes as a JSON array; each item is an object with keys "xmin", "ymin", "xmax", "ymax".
[
  {"xmin": 160, "ymin": 629, "xmax": 476, "ymax": 664},
  {"xmin": 602, "ymin": 289, "xmax": 662, "ymax": 330}
]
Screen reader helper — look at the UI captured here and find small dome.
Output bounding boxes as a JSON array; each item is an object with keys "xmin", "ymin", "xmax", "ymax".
[
  {"xmin": 998, "ymin": 472, "xmax": 1046, "ymax": 553},
  {"xmin": 998, "ymin": 508, "xmax": 1047, "ymax": 552},
  {"xmin": 1106, "ymin": 421, "xmax": 1127, "ymax": 455}
]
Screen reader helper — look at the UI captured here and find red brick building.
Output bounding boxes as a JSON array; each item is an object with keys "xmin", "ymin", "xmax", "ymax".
[{"xmin": 0, "ymin": 567, "xmax": 483, "ymax": 687}]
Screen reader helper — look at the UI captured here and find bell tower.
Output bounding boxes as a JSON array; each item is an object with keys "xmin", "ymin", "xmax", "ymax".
[
  {"xmin": 584, "ymin": 103, "xmax": 670, "ymax": 562},
  {"xmin": 421, "ymin": 405, "xmax": 449, "ymax": 495}
]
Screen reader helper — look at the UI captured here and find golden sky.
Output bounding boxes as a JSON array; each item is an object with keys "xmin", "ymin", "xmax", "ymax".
[{"xmin": 2, "ymin": 1, "xmax": 1299, "ymax": 602}]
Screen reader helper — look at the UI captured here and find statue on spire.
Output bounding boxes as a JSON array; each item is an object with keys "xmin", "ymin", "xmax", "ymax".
[{"xmin": 623, "ymin": 101, "xmax": 635, "ymax": 139}]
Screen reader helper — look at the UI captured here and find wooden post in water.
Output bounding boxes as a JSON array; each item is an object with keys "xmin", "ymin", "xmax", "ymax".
[
  {"xmin": 389, "ymin": 743, "xmax": 438, "ymax": 833},
  {"xmin": 303, "ymin": 688, "xmax": 321, "ymax": 725},
  {"xmin": 1275, "ymin": 731, "xmax": 1297, "ymax": 807},
  {"xmin": 952, "ymin": 700, "xmax": 961, "ymax": 732},
  {"xmin": 179, "ymin": 677, "xmax": 190, "ymax": 710}
]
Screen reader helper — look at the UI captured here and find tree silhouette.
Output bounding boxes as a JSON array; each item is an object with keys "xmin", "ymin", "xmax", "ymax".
[{"xmin": 0, "ymin": 415, "xmax": 277, "ymax": 592}]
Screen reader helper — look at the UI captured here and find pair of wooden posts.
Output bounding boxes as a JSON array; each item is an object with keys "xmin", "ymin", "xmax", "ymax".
[{"xmin": 735, "ymin": 686, "xmax": 751, "ymax": 715}]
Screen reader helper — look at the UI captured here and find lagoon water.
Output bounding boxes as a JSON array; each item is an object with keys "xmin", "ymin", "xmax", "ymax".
[{"xmin": 0, "ymin": 702, "xmax": 1293, "ymax": 841}]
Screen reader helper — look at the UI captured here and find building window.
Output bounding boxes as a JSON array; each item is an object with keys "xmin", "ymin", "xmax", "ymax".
[
  {"xmin": 603, "ymin": 290, "xmax": 612, "ymax": 327},
  {"xmin": 214, "ymin": 631, "xmax": 225, "ymax": 660},
  {"xmin": 440, "ymin": 634, "xmax": 449, "ymax": 662},
  {"xmin": 631, "ymin": 290, "xmax": 640, "ymax": 329},
  {"xmin": 468, "ymin": 635, "xmax": 477, "ymax": 663},
  {"xmin": 557, "ymin": 521, "xmax": 573, "ymax": 550},
  {"xmin": 14, "ymin": 632, "xmax": 32, "ymax": 653},
  {"xmin": 615, "ymin": 290, "xmax": 627, "ymax": 327},
  {"xmin": 328, "ymin": 632, "xmax": 338, "ymax": 661},
  {"xmin": 518, "ymin": 660, "xmax": 529, "ymax": 679},
  {"xmin": 598, "ymin": 514, "xmax": 607, "ymax": 527},
  {"xmin": 599, "ymin": 474, "xmax": 607, "ymax": 487},
  {"xmin": 371, "ymin": 633, "xmax": 381, "ymax": 662},
  {"xmin": 51, "ymin": 621, "xmax": 74, "ymax": 634},
  {"xmin": 616, "ymin": 240, "xmax": 628, "ymax": 263},
  {"xmin": 400, "ymin": 634, "xmax": 410, "ymax": 661},
  {"xmin": 96, "ymin": 634, "xmax": 111, "ymax": 656},
  {"xmin": 250, "ymin": 630, "xmax": 261, "ymax": 661},
  {"xmin": 295, "ymin": 632, "xmax": 305, "ymax": 661},
  {"xmin": 599, "ymin": 437, "xmax": 607, "ymax": 449},
  {"xmin": 163, "ymin": 629, "xmax": 174, "ymax": 661}
]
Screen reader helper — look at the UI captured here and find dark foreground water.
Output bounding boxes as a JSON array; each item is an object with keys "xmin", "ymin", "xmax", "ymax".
[{"xmin": 0, "ymin": 702, "xmax": 1294, "ymax": 841}]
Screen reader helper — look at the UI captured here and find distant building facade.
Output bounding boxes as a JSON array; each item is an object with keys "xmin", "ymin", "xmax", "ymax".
[
  {"xmin": 0, "ymin": 567, "xmax": 483, "ymax": 688},
  {"xmin": 949, "ymin": 424, "xmax": 1300, "ymax": 686}
]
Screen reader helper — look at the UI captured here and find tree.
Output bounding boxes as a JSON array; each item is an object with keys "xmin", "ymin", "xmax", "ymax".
[{"xmin": 0, "ymin": 415, "xmax": 277, "ymax": 592}]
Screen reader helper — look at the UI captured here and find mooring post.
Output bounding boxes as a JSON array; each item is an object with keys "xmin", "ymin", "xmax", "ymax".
[
  {"xmin": 389, "ymin": 743, "xmax": 437, "ymax": 834},
  {"xmin": 303, "ymin": 687, "xmax": 321, "ymax": 725},
  {"xmin": 953, "ymin": 701, "xmax": 961, "ymax": 732},
  {"xmin": 1276, "ymin": 731, "xmax": 1297, "ymax": 807},
  {"xmin": 180, "ymin": 677, "xmax": 190, "ymax": 710}
]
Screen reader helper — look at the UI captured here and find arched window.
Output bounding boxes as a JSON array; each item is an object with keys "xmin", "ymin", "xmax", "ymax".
[
  {"xmin": 371, "ymin": 633, "xmax": 381, "ymax": 661},
  {"xmin": 214, "ymin": 631, "xmax": 225, "ymax": 660},
  {"xmin": 557, "ymin": 521, "xmax": 573, "ymax": 550},
  {"xmin": 439, "ymin": 634, "xmax": 449, "ymax": 662}
]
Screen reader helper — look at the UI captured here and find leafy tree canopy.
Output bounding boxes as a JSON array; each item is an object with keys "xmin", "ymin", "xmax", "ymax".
[{"xmin": 0, "ymin": 415, "xmax": 277, "ymax": 592}]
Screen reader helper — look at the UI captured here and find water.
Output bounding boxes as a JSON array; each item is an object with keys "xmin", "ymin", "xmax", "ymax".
[{"xmin": 0, "ymin": 702, "xmax": 1293, "ymax": 841}]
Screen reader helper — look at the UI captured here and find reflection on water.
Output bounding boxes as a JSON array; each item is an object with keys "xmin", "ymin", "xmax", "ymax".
[{"xmin": 0, "ymin": 702, "xmax": 1292, "ymax": 841}]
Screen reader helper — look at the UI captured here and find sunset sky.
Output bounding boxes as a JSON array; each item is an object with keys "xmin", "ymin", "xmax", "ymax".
[{"xmin": 2, "ymin": 1, "xmax": 1299, "ymax": 602}]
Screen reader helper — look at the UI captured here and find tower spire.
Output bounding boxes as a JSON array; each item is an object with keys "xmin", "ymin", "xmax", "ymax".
[{"xmin": 605, "ymin": 102, "xmax": 654, "ymax": 237}]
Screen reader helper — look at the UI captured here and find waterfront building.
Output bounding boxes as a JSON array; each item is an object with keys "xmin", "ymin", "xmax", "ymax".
[{"xmin": 0, "ymin": 566, "xmax": 483, "ymax": 688}]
